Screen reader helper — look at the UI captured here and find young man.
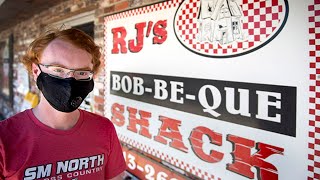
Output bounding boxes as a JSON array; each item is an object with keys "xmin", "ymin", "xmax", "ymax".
[{"xmin": 0, "ymin": 28, "xmax": 126, "ymax": 179}]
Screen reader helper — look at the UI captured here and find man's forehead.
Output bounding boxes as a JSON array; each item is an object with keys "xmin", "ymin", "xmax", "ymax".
[
  {"xmin": 46, "ymin": 39, "xmax": 75, "ymax": 51},
  {"xmin": 42, "ymin": 39, "xmax": 90, "ymax": 58},
  {"xmin": 40, "ymin": 39, "xmax": 93, "ymax": 69}
]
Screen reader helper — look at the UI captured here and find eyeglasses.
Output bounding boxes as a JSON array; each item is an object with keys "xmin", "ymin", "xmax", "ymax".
[{"xmin": 38, "ymin": 64, "xmax": 93, "ymax": 81}]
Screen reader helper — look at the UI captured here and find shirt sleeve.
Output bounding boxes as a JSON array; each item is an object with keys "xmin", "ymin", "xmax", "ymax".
[{"xmin": 105, "ymin": 124, "xmax": 127, "ymax": 179}]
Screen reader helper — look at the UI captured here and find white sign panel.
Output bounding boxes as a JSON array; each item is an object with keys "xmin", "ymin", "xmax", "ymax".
[{"xmin": 104, "ymin": 0, "xmax": 319, "ymax": 179}]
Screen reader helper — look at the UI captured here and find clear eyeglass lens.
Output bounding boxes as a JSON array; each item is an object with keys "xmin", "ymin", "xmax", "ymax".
[
  {"xmin": 74, "ymin": 71, "xmax": 92, "ymax": 80},
  {"xmin": 43, "ymin": 65, "xmax": 92, "ymax": 80}
]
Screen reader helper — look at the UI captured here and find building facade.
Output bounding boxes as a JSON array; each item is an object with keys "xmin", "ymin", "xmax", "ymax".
[{"xmin": 0, "ymin": 0, "xmax": 160, "ymax": 119}]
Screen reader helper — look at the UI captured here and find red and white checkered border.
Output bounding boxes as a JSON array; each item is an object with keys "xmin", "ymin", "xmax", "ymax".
[
  {"xmin": 175, "ymin": 0, "xmax": 285, "ymax": 56},
  {"xmin": 308, "ymin": 0, "xmax": 320, "ymax": 180},
  {"xmin": 118, "ymin": 134, "xmax": 220, "ymax": 180},
  {"xmin": 105, "ymin": 0, "xmax": 181, "ymax": 22},
  {"xmin": 103, "ymin": 0, "xmax": 318, "ymax": 179}
]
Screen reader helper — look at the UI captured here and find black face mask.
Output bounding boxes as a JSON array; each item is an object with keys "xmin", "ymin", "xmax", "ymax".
[{"xmin": 36, "ymin": 72, "xmax": 94, "ymax": 112}]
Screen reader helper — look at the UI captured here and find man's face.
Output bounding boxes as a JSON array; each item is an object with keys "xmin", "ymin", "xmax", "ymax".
[{"xmin": 35, "ymin": 39, "xmax": 93, "ymax": 79}]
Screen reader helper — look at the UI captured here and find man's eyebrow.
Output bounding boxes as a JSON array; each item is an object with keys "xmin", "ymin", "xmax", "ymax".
[
  {"xmin": 45, "ymin": 63, "xmax": 92, "ymax": 71},
  {"xmin": 76, "ymin": 67, "xmax": 92, "ymax": 71}
]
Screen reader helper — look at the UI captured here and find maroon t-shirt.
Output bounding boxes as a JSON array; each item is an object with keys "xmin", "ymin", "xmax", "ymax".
[{"xmin": 0, "ymin": 109, "xmax": 126, "ymax": 180}]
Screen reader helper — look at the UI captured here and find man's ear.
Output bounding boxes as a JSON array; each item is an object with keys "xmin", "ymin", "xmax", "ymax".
[{"xmin": 31, "ymin": 63, "xmax": 40, "ymax": 81}]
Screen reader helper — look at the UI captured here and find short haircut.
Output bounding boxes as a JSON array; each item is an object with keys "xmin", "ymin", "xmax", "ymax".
[{"xmin": 22, "ymin": 28, "xmax": 101, "ymax": 75}]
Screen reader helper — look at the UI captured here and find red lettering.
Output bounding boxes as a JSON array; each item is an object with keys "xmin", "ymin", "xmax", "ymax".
[
  {"xmin": 111, "ymin": 103, "xmax": 125, "ymax": 126},
  {"xmin": 153, "ymin": 20, "xmax": 167, "ymax": 44},
  {"xmin": 227, "ymin": 135, "xmax": 284, "ymax": 180},
  {"xmin": 110, "ymin": 102, "xmax": 285, "ymax": 180},
  {"xmin": 111, "ymin": 27, "xmax": 127, "ymax": 54},
  {"xmin": 127, "ymin": 106, "xmax": 152, "ymax": 139},
  {"xmin": 189, "ymin": 126, "xmax": 223, "ymax": 163},
  {"xmin": 128, "ymin": 22, "xmax": 146, "ymax": 53},
  {"xmin": 154, "ymin": 116, "xmax": 188, "ymax": 153}
]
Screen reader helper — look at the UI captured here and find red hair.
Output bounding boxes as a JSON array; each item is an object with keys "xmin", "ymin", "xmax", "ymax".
[{"xmin": 22, "ymin": 28, "xmax": 101, "ymax": 75}]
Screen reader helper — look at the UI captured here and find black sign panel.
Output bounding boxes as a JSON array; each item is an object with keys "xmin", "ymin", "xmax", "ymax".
[{"xmin": 110, "ymin": 71, "xmax": 296, "ymax": 137}]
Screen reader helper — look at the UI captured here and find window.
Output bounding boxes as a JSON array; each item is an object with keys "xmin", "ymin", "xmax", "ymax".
[{"xmin": 73, "ymin": 22, "xmax": 94, "ymax": 38}]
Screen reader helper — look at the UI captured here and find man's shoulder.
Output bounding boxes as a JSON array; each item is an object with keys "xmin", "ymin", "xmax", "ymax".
[
  {"xmin": 0, "ymin": 109, "xmax": 31, "ymax": 139},
  {"xmin": 81, "ymin": 109, "xmax": 113, "ymax": 126},
  {"xmin": 0, "ymin": 109, "xmax": 30, "ymax": 128},
  {"xmin": 80, "ymin": 110, "xmax": 117, "ymax": 137},
  {"xmin": 81, "ymin": 109, "xmax": 109, "ymax": 120}
]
